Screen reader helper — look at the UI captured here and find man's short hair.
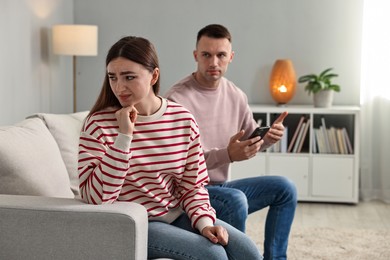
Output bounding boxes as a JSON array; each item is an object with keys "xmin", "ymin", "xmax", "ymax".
[{"xmin": 196, "ymin": 24, "xmax": 232, "ymax": 45}]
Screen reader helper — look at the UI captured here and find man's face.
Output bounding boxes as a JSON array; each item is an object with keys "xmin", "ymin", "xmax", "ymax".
[{"xmin": 193, "ymin": 36, "xmax": 234, "ymax": 88}]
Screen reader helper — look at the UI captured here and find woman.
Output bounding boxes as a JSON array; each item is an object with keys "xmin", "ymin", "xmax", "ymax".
[{"xmin": 78, "ymin": 36, "xmax": 261, "ymax": 260}]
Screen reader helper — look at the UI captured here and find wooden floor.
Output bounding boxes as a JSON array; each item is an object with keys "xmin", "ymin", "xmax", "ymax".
[{"xmin": 247, "ymin": 200, "xmax": 390, "ymax": 231}]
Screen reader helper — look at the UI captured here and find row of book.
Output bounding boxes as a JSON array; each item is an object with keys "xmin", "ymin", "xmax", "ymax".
[
  {"xmin": 265, "ymin": 116, "xmax": 354, "ymax": 154},
  {"xmin": 312, "ymin": 117, "xmax": 353, "ymax": 154},
  {"xmin": 287, "ymin": 116, "xmax": 310, "ymax": 153},
  {"xmin": 313, "ymin": 126, "xmax": 353, "ymax": 154}
]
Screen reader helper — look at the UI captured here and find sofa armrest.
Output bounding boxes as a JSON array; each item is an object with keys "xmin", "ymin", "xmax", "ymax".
[{"xmin": 0, "ymin": 195, "xmax": 148, "ymax": 260}]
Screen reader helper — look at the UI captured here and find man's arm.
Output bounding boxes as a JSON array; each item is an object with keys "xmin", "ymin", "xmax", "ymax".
[{"xmin": 225, "ymin": 112, "xmax": 288, "ymax": 161}]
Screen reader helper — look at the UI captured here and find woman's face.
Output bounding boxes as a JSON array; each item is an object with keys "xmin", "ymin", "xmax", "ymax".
[{"xmin": 107, "ymin": 57, "xmax": 158, "ymax": 108}]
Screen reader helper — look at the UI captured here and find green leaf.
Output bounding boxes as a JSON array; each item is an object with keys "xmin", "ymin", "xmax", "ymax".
[
  {"xmin": 298, "ymin": 74, "xmax": 317, "ymax": 83},
  {"xmin": 330, "ymin": 84, "xmax": 341, "ymax": 92},
  {"xmin": 323, "ymin": 73, "xmax": 338, "ymax": 80},
  {"xmin": 319, "ymin": 68, "xmax": 333, "ymax": 78}
]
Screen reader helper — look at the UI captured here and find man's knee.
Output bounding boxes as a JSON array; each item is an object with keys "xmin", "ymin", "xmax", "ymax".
[
  {"xmin": 227, "ymin": 189, "xmax": 249, "ymax": 210},
  {"xmin": 209, "ymin": 188, "xmax": 248, "ymax": 211},
  {"xmin": 275, "ymin": 176, "xmax": 298, "ymax": 203},
  {"xmin": 208, "ymin": 187, "xmax": 249, "ymax": 232}
]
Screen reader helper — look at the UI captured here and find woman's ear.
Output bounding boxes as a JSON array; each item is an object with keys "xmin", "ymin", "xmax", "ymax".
[{"xmin": 151, "ymin": 68, "xmax": 159, "ymax": 85}]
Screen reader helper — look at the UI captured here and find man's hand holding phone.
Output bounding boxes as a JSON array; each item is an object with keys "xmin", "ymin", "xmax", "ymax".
[
  {"xmin": 228, "ymin": 112, "xmax": 287, "ymax": 162},
  {"xmin": 248, "ymin": 126, "xmax": 271, "ymax": 146}
]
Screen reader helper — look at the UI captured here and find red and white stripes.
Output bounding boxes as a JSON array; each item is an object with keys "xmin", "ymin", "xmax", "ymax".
[{"xmin": 78, "ymin": 100, "xmax": 215, "ymax": 229}]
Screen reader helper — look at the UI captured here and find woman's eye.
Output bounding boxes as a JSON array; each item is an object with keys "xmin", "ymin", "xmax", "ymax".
[
  {"xmin": 126, "ymin": 76, "xmax": 135, "ymax": 80},
  {"xmin": 108, "ymin": 76, "xmax": 116, "ymax": 81}
]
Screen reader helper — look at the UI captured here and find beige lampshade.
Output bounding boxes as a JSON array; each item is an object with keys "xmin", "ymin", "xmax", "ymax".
[
  {"xmin": 52, "ymin": 25, "xmax": 98, "ymax": 56},
  {"xmin": 269, "ymin": 59, "xmax": 297, "ymax": 104}
]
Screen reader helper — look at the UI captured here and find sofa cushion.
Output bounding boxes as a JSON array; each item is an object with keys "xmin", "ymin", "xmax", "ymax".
[
  {"xmin": 0, "ymin": 118, "xmax": 73, "ymax": 198},
  {"xmin": 28, "ymin": 111, "xmax": 89, "ymax": 198}
]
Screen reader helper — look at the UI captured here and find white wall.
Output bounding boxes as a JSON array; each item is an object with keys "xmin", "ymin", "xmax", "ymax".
[
  {"xmin": 74, "ymin": 0, "xmax": 363, "ymax": 112},
  {"xmin": 0, "ymin": 0, "xmax": 364, "ymax": 125},
  {"xmin": 0, "ymin": 0, "xmax": 73, "ymax": 125}
]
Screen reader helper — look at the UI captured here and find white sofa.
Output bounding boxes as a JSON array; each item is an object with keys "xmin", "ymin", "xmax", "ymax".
[{"xmin": 0, "ymin": 112, "xmax": 148, "ymax": 260}]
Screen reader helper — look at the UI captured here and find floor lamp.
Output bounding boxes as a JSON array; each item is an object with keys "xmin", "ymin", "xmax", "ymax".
[{"xmin": 52, "ymin": 25, "xmax": 98, "ymax": 112}]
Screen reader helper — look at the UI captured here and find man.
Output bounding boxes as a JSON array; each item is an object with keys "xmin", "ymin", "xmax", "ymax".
[{"xmin": 164, "ymin": 24, "xmax": 297, "ymax": 260}]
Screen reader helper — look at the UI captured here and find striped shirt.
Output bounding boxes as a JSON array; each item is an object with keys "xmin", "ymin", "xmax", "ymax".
[{"xmin": 78, "ymin": 98, "xmax": 216, "ymax": 232}]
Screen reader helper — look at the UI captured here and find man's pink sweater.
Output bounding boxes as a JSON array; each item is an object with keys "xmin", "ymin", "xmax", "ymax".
[{"xmin": 165, "ymin": 74, "xmax": 257, "ymax": 184}]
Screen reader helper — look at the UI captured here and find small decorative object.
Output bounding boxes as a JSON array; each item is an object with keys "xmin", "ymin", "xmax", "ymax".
[
  {"xmin": 269, "ymin": 59, "xmax": 297, "ymax": 105},
  {"xmin": 298, "ymin": 68, "xmax": 341, "ymax": 108}
]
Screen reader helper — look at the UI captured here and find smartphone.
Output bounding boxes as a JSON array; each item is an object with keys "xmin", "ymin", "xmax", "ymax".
[{"xmin": 248, "ymin": 126, "xmax": 270, "ymax": 145}]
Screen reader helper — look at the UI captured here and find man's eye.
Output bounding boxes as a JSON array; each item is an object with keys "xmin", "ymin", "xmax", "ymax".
[
  {"xmin": 126, "ymin": 76, "xmax": 135, "ymax": 80},
  {"xmin": 202, "ymin": 53, "xmax": 210, "ymax": 58},
  {"xmin": 218, "ymin": 54, "xmax": 227, "ymax": 58}
]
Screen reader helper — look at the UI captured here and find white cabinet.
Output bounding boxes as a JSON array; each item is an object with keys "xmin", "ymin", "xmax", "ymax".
[
  {"xmin": 230, "ymin": 153, "xmax": 266, "ymax": 180},
  {"xmin": 311, "ymin": 156, "xmax": 354, "ymax": 199},
  {"xmin": 268, "ymin": 155, "xmax": 310, "ymax": 198},
  {"xmin": 230, "ymin": 105, "xmax": 360, "ymax": 203}
]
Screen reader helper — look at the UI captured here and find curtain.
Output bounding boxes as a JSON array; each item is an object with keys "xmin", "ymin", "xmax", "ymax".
[{"xmin": 360, "ymin": 0, "xmax": 390, "ymax": 203}]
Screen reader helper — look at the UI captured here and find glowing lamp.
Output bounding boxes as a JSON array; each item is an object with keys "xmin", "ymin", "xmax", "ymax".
[{"xmin": 269, "ymin": 59, "xmax": 297, "ymax": 105}]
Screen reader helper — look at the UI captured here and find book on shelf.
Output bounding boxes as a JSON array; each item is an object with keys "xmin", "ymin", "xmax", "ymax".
[
  {"xmin": 293, "ymin": 121, "xmax": 306, "ymax": 153},
  {"xmin": 321, "ymin": 117, "xmax": 331, "ymax": 153},
  {"xmin": 296, "ymin": 119, "xmax": 310, "ymax": 153},
  {"xmin": 343, "ymin": 127, "xmax": 354, "ymax": 154},
  {"xmin": 271, "ymin": 139, "xmax": 279, "ymax": 153},
  {"xmin": 280, "ymin": 126, "xmax": 288, "ymax": 153},
  {"xmin": 312, "ymin": 128, "xmax": 318, "ymax": 153},
  {"xmin": 287, "ymin": 116, "xmax": 305, "ymax": 153},
  {"xmin": 328, "ymin": 127, "xmax": 339, "ymax": 154},
  {"xmin": 257, "ymin": 118, "xmax": 263, "ymax": 127},
  {"xmin": 316, "ymin": 127, "xmax": 327, "ymax": 153},
  {"xmin": 336, "ymin": 128, "xmax": 347, "ymax": 154}
]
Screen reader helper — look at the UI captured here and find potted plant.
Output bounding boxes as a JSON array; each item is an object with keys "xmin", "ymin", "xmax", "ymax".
[{"xmin": 298, "ymin": 68, "xmax": 340, "ymax": 107}]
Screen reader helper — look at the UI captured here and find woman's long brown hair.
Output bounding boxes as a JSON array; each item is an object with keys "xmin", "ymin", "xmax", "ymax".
[{"xmin": 88, "ymin": 36, "xmax": 160, "ymax": 116}]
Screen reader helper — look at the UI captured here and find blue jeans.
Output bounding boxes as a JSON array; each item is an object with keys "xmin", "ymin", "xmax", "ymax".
[
  {"xmin": 207, "ymin": 176, "xmax": 297, "ymax": 260},
  {"xmin": 148, "ymin": 213, "xmax": 262, "ymax": 260}
]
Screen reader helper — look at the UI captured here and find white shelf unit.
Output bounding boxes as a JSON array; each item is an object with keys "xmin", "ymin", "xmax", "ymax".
[{"xmin": 230, "ymin": 105, "xmax": 360, "ymax": 203}]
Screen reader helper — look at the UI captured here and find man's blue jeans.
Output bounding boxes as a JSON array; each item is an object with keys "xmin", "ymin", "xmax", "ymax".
[{"xmin": 207, "ymin": 175, "xmax": 297, "ymax": 260}]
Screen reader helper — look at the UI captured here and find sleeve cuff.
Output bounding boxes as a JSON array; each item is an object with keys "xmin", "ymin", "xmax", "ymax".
[
  {"xmin": 113, "ymin": 133, "xmax": 133, "ymax": 151},
  {"xmin": 195, "ymin": 216, "xmax": 215, "ymax": 234},
  {"xmin": 219, "ymin": 147, "xmax": 232, "ymax": 164}
]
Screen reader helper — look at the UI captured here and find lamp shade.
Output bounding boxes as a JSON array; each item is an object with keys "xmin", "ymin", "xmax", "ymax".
[
  {"xmin": 52, "ymin": 25, "xmax": 98, "ymax": 56},
  {"xmin": 269, "ymin": 59, "xmax": 297, "ymax": 105}
]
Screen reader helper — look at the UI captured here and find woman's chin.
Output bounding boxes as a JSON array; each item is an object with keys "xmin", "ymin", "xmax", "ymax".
[{"xmin": 118, "ymin": 100, "xmax": 133, "ymax": 108}]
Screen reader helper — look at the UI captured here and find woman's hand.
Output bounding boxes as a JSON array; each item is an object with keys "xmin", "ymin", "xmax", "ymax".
[
  {"xmin": 115, "ymin": 106, "xmax": 138, "ymax": 135},
  {"xmin": 202, "ymin": 225, "xmax": 229, "ymax": 245}
]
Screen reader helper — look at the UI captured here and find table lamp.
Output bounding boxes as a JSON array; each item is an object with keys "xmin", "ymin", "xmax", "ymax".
[{"xmin": 269, "ymin": 59, "xmax": 296, "ymax": 105}]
